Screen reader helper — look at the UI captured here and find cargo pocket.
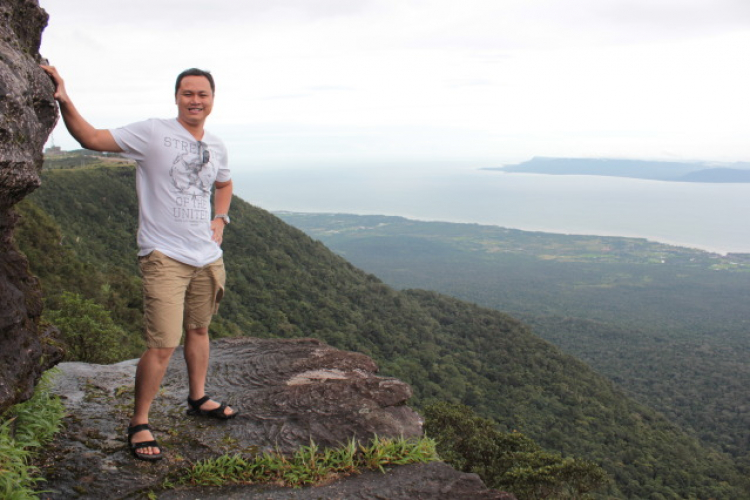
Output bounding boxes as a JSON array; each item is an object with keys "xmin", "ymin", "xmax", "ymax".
[{"xmin": 209, "ymin": 257, "xmax": 226, "ymax": 314}]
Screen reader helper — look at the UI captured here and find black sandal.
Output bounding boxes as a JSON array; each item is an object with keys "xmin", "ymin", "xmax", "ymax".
[
  {"xmin": 127, "ymin": 423, "xmax": 163, "ymax": 462},
  {"xmin": 187, "ymin": 395, "xmax": 238, "ymax": 420}
]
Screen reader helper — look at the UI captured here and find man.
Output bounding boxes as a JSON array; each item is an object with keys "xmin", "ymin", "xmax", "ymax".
[{"xmin": 41, "ymin": 66, "xmax": 237, "ymax": 461}]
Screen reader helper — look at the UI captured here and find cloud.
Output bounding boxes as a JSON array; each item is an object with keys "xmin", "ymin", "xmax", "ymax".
[{"xmin": 40, "ymin": 0, "xmax": 750, "ymax": 163}]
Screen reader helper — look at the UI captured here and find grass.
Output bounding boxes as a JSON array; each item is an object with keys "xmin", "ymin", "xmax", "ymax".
[
  {"xmin": 0, "ymin": 369, "xmax": 65, "ymax": 499},
  {"xmin": 173, "ymin": 435, "xmax": 439, "ymax": 489}
]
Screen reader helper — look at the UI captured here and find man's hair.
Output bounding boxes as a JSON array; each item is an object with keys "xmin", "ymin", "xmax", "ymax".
[{"xmin": 175, "ymin": 68, "xmax": 215, "ymax": 95}]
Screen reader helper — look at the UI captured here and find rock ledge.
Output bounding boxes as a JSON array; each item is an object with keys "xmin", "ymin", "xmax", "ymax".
[{"xmin": 38, "ymin": 337, "xmax": 511, "ymax": 499}]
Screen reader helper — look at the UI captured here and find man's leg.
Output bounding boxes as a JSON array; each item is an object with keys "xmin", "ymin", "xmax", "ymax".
[
  {"xmin": 129, "ymin": 347, "xmax": 175, "ymax": 456},
  {"xmin": 130, "ymin": 250, "xmax": 198, "ymax": 457},
  {"xmin": 184, "ymin": 327, "xmax": 210, "ymax": 401},
  {"xmin": 184, "ymin": 327, "xmax": 235, "ymax": 416},
  {"xmin": 183, "ymin": 256, "xmax": 233, "ymax": 416}
]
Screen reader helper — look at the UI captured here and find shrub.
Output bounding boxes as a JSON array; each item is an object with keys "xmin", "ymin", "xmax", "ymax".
[
  {"xmin": 44, "ymin": 291, "xmax": 132, "ymax": 364},
  {"xmin": 423, "ymin": 402, "xmax": 609, "ymax": 499}
]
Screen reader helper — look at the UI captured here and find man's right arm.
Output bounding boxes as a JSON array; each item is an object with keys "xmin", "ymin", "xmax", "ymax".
[{"xmin": 41, "ymin": 65, "xmax": 123, "ymax": 153}]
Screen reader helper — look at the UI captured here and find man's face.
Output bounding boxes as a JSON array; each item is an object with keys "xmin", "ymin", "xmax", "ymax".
[{"xmin": 175, "ymin": 75, "xmax": 214, "ymax": 127}]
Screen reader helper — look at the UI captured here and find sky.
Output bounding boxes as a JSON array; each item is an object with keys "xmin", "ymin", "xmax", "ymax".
[{"xmin": 39, "ymin": 0, "xmax": 750, "ymax": 170}]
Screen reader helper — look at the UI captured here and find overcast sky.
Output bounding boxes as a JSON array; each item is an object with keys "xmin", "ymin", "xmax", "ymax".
[{"xmin": 39, "ymin": 0, "xmax": 750, "ymax": 170}]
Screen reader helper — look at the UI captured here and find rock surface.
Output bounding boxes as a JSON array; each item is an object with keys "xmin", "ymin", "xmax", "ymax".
[
  {"xmin": 38, "ymin": 337, "xmax": 512, "ymax": 499},
  {"xmin": 158, "ymin": 462, "xmax": 515, "ymax": 500},
  {"xmin": 0, "ymin": 0, "xmax": 63, "ymax": 413}
]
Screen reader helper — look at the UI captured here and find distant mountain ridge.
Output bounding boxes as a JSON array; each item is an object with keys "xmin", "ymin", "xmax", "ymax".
[{"xmin": 489, "ymin": 157, "xmax": 750, "ymax": 182}]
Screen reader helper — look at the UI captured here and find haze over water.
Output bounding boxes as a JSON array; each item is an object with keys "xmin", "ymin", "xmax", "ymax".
[{"xmin": 233, "ymin": 164, "xmax": 750, "ymax": 255}]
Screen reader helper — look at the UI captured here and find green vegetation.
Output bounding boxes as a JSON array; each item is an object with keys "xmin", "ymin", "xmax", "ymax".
[
  {"xmin": 424, "ymin": 402, "xmax": 608, "ymax": 499},
  {"xmin": 44, "ymin": 291, "xmax": 132, "ymax": 364},
  {"xmin": 0, "ymin": 370, "xmax": 65, "ymax": 499},
  {"xmin": 14, "ymin": 157, "xmax": 750, "ymax": 498},
  {"xmin": 173, "ymin": 436, "xmax": 437, "ymax": 489},
  {"xmin": 14, "ymin": 194, "xmax": 144, "ymax": 361},
  {"xmin": 280, "ymin": 212, "xmax": 750, "ymax": 472}
]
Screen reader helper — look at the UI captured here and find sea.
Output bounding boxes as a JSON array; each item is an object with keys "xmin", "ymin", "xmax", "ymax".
[{"xmin": 231, "ymin": 163, "xmax": 750, "ymax": 255}]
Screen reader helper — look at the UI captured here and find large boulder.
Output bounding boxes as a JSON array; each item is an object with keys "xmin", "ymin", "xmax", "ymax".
[
  {"xmin": 37, "ymin": 337, "xmax": 512, "ymax": 499},
  {"xmin": 0, "ymin": 0, "xmax": 63, "ymax": 413}
]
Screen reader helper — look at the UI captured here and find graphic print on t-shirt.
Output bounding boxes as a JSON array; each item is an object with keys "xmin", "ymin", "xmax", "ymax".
[
  {"xmin": 170, "ymin": 150, "xmax": 215, "ymax": 196},
  {"xmin": 169, "ymin": 147, "xmax": 215, "ymax": 225}
]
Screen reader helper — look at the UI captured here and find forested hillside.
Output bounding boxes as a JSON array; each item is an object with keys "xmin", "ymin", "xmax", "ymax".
[
  {"xmin": 15, "ymin": 159, "xmax": 750, "ymax": 498},
  {"xmin": 278, "ymin": 212, "xmax": 750, "ymax": 472}
]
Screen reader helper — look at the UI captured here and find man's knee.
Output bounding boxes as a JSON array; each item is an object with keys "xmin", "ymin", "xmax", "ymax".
[
  {"xmin": 140, "ymin": 346, "xmax": 176, "ymax": 366},
  {"xmin": 185, "ymin": 326, "xmax": 209, "ymax": 337}
]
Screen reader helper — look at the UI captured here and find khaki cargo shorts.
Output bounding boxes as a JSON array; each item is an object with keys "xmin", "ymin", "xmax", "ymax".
[{"xmin": 138, "ymin": 250, "xmax": 225, "ymax": 349}]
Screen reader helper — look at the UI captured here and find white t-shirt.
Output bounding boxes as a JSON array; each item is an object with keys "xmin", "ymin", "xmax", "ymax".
[{"xmin": 111, "ymin": 118, "xmax": 231, "ymax": 267}]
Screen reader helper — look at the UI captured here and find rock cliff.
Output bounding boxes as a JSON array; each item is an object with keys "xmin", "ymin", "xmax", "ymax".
[
  {"xmin": 0, "ymin": 0, "xmax": 63, "ymax": 413},
  {"xmin": 38, "ymin": 338, "xmax": 512, "ymax": 499}
]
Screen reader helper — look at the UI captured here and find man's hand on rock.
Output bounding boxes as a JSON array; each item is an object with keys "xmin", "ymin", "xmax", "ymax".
[{"xmin": 40, "ymin": 65, "xmax": 70, "ymax": 103}]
